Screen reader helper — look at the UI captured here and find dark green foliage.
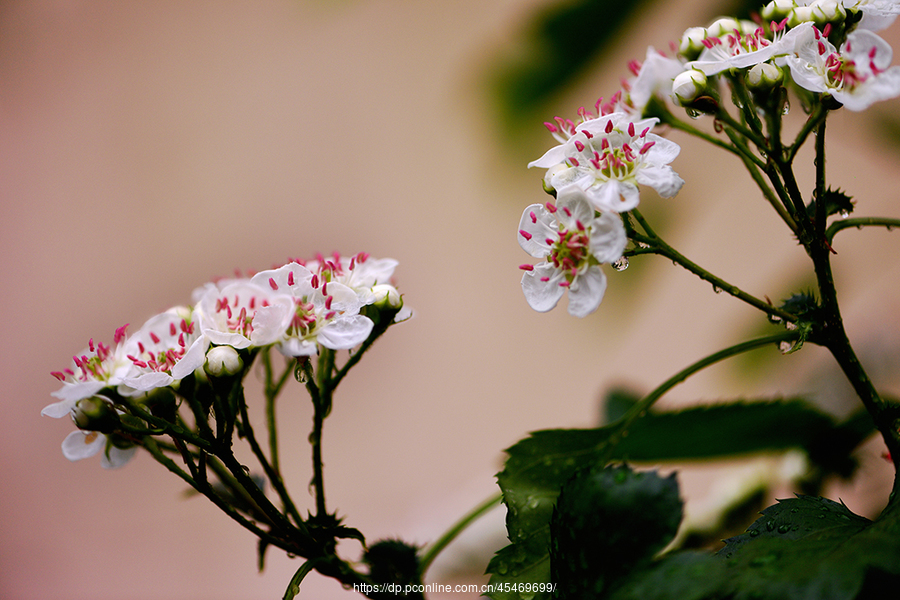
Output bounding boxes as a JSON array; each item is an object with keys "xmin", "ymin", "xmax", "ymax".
[
  {"xmin": 486, "ymin": 398, "xmax": 875, "ymax": 600},
  {"xmin": 550, "ymin": 465, "xmax": 682, "ymax": 599}
]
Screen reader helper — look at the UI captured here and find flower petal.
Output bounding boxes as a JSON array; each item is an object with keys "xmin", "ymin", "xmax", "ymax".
[
  {"xmin": 566, "ymin": 267, "xmax": 607, "ymax": 318},
  {"xmin": 521, "ymin": 262, "xmax": 565, "ymax": 312},
  {"xmin": 61, "ymin": 430, "xmax": 103, "ymax": 461},
  {"xmin": 317, "ymin": 315, "xmax": 375, "ymax": 350}
]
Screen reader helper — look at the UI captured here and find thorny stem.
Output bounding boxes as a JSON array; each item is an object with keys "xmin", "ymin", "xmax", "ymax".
[{"xmin": 626, "ymin": 209, "xmax": 797, "ymax": 323}]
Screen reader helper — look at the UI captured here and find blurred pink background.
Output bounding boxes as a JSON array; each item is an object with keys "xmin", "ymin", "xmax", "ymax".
[{"xmin": 2, "ymin": 1, "xmax": 899, "ymax": 598}]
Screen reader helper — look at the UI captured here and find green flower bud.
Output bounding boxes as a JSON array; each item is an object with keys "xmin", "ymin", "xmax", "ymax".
[
  {"xmin": 761, "ymin": 0, "xmax": 797, "ymax": 23},
  {"xmin": 747, "ymin": 62, "xmax": 784, "ymax": 89},
  {"xmin": 707, "ymin": 17, "xmax": 741, "ymax": 38},
  {"xmin": 788, "ymin": 5, "xmax": 816, "ymax": 27},
  {"xmin": 672, "ymin": 69, "xmax": 708, "ymax": 106},
  {"xmin": 809, "ymin": 0, "xmax": 846, "ymax": 26},
  {"xmin": 205, "ymin": 346, "xmax": 243, "ymax": 377},
  {"xmin": 73, "ymin": 396, "xmax": 121, "ymax": 433},
  {"xmin": 678, "ymin": 26, "xmax": 708, "ymax": 61},
  {"xmin": 372, "ymin": 284, "xmax": 402, "ymax": 310}
]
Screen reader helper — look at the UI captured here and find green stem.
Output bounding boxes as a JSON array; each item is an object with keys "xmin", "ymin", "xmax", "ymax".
[
  {"xmin": 304, "ymin": 359, "xmax": 329, "ymax": 517},
  {"xmin": 418, "ymin": 492, "xmax": 502, "ymax": 578},
  {"xmin": 826, "ymin": 217, "xmax": 900, "ymax": 244},
  {"xmin": 602, "ymin": 331, "xmax": 801, "ymax": 462},
  {"xmin": 628, "ymin": 209, "xmax": 797, "ymax": 323}
]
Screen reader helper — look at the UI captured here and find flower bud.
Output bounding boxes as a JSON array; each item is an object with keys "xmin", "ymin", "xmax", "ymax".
[
  {"xmin": 73, "ymin": 396, "xmax": 120, "ymax": 433},
  {"xmin": 542, "ymin": 163, "xmax": 567, "ymax": 195},
  {"xmin": 672, "ymin": 69, "xmax": 708, "ymax": 106},
  {"xmin": 761, "ymin": 0, "xmax": 796, "ymax": 22},
  {"xmin": 372, "ymin": 284, "xmax": 402, "ymax": 310},
  {"xmin": 205, "ymin": 346, "xmax": 243, "ymax": 377},
  {"xmin": 809, "ymin": 0, "xmax": 846, "ymax": 26},
  {"xmin": 788, "ymin": 5, "xmax": 815, "ymax": 27},
  {"xmin": 678, "ymin": 26, "xmax": 708, "ymax": 60},
  {"xmin": 707, "ymin": 17, "xmax": 741, "ymax": 38},
  {"xmin": 747, "ymin": 62, "xmax": 784, "ymax": 89}
]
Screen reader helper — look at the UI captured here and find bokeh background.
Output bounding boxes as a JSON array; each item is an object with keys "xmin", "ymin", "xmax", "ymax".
[{"xmin": 2, "ymin": 1, "xmax": 899, "ymax": 598}]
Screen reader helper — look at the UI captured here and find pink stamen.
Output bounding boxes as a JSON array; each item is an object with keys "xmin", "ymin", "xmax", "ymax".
[
  {"xmin": 519, "ymin": 230, "xmax": 533, "ymax": 241},
  {"xmin": 268, "ymin": 277, "xmax": 278, "ymax": 290},
  {"xmin": 149, "ymin": 331, "xmax": 160, "ymax": 344},
  {"xmin": 529, "ymin": 210, "xmax": 537, "ymax": 224},
  {"xmin": 288, "ymin": 271, "xmax": 295, "ymax": 286},
  {"xmin": 546, "ymin": 202, "xmax": 557, "ymax": 213},
  {"xmin": 519, "ymin": 264, "xmax": 534, "ymax": 271},
  {"xmin": 640, "ymin": 141, "xmax": 656, "ymax": 154}
]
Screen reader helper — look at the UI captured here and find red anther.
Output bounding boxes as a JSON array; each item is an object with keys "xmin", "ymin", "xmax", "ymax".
[
  {"xmin": 288, "ymin": 271, "xmax": 295, "ymax": 286},
  {"xmin": 325, "ymin": 296, "xmax": 333, "ymax": 310},
  {"xmin": 640, "ymin": 141, "xmax": 656, "ymax": 154},
  {"xmin": 558, "ymin": 280, "xmax": 571, "ymax": 288},
  {"xmin": 562, "ymin": 206, "xmax": 572, "ymax": 217},
  {"xmin": 519, "ymin": 264, "xmax": 534, "ymax": 271},
  {"xmin": 628, "ymin": 59, "xmax": 642, "ymax": 76},
  {"xmin": 51, "ymin": 371, "xmax": 66, "ymax": 381},
  {"xmin": 846, "ymin": 40, "xmax": 853, "ymax": 52},
  {"xmin": 150, "ymin": 331, "xmax": 160, "ymax": 344},
  {"xmin": 574, "ymin": 140, "xmax": 585, "ymax": 152},
  {"xmin": 628, "ymin": 122, "xmax": 635, "ymax": 137},
  {"xmin": 178, "ymin": 333, "xmax": 185, "ymax": 347},
  {"xmin": 249, "ymin": 297, "xmax": 256, "ymax": 310},
  {"xmin": 114, "ymin": 324, "xmax": 129, "ymax": 344},
  {"xmin": 268, "ymin": 277, "xmax": 279, "ymax": 290},
  {"xmin": 581, "ymin": 129, "xmax": 594, "ymax": 139},
  {"xmin": 601, "ymin": 138, "xmax": 610, "ymax": 151},
  {"xmin": 89, "ymin": 339, "xmax": 95, "ymax": 352},
  {"xmin": 138, "ymin": 342, "xmax": 146, "ymax": 354},
  {"xmin": 543, "ymin": 122, "xmax": 559, "ymax": 133},
  {"xmin": 170, "ymin": 322, "xmax": 177, "ymax": 336},
  {"xmin": 605, "ymin": 120, "xmax": 614, "ymax": 134},
  {"xmin": 540, "ymin": 276, "xmax": 550, "ymax": 282},
  {"xmin": 546, "ymin": 202, "xmax": 557, "ymax": 212},
  {"xmin": 325, "ymin": 310, "xmax": 336, "ymax": 320},
  {"xmin": 519, "ymin": 229, "xmax": 533, "ymax": 241},
  {"xmin": 568, "ymin": 157, "xmax": 580, "ymax": 167},
  {"xmin": 823, "ymin": 23, "xmax": 832, "ymax": 37},
  {"xmin": 529, "ymin": 211, "xmax": 537, "ymax": 224},
  {"xmin": 575, "ymin": 219, "xmax": 585, "ymax": 231},
  {"xmin": 262, "ymin": 300, "xmax": 270, "ymax": 307},
  {"xmin": 818, "ymin": 41, "xmax": 827, "ymax": 55},
  {"xmin": 311, "ymin": 274, "xmax": 319, "ymax": 288}
]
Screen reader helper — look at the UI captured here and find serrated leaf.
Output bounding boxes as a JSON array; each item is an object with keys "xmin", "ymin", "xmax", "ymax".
[
  {"xmin": 605, "ymin": 498, "xmax": 900, "ymax": 600},
  {"xmin": 551, "ymin": 466, "xmax": 682, "ymax": 599},
  {"xmin": 487, "ymin": 399, "xmax": 874, "ymax": 600}
]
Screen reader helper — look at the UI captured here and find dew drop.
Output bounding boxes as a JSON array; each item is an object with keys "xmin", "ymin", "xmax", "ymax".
[
  {"xmin": 528, "ymin": 498, "xmax": 541, "ymax": 509},
  {"xmin": 522, "ymin": 593, "xmax": 535, "ymax": 600},
  {"xmin": 766, "ymin": 520, "xmax": 775, "ymax": 532},
  {"xmin": 750, "ymin": 529, "xmax": 760, "ymax": 537},
  {"xmin": 779, "ymin": 341, "xmax": 795, "ymax": 354},
  {"xmin": 782, "ymin": 99, "xmax": 791, "ymax": 115},
  {"xmin": 612, "ymin": 257, "xmax": 629, "ymax": 271},
  {"xmin": 777, "ymin": 524, "xmax": 790, "ymax": 534},
  {"xmin": 758, "ymin": 148, "xmax": 767, "ymax": 160},
  {"xmin": 496, "ymin": 563, "xmax": 508, "ymax": 575},
  {"xmin": 712, "ymin": 285, "xmax": 723, "ymax": 294},
  {"xmin": 637, "ymin": 241, "xmax": 650, "ymax": 248},
  {"xmin": 286, "ymin": 552, "xmax": 297, "ymax": 559},
  {"xmin": 242, "ymin": 465, "xmax": 251, "ymax": 476},
  {"xmin": 839, "ymin": 210, "xmax": 850, "ymax": 219},
  {"xmin": 686, "ymin": 108, "xmax": 701, "ymax": 119}
]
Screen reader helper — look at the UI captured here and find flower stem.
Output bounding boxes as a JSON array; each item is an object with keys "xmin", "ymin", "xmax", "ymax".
[{"xmin": 418, "ymin": 492, "xmax": 502, "ymax": 578}]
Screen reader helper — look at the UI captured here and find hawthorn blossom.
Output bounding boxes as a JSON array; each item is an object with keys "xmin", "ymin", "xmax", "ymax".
[
  {"xmin": 619, "ymin": 47, "xmax": 687, "ymax": 116},
  {"xmin": 197, "ymin": 279, "xmax": 294, "ymax": 349},
  {"xmin": 687, "ymin": 21, "xmax": 814, "ymax": 75},
  {"xmin": 529, "ymin": 112, "xmax": 683, "ymax": 213},
  {"xmin": 61, "ymin": 429, "xmax": 136, "ymax": 469},
  {"xmin": 249, "ymin": 262, "xmax": 374, "ymax": 356},
  {"xmin": 518, "ymin": 187, "xmax": 627, "ymax": 317},
  {"xmin": 849, "ymin": 0, "xmax": 900, "ymax": 30},
  {"xmin": 786, "ymin": 27, "xmax": 900, "ymax": 109},
  {"xmin": 120, "ymin": 307, "xmax": 209, "ymax": 393},
  {"xmin": 303, "ymin": 252, "xmax": 399, "ymax": 306},
  {"xmin": 43, "ymin": 325, "xmax": 132, "ymax": 419}
]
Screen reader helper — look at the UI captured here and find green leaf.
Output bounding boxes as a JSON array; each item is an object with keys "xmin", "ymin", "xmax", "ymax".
[
  {"xmin": 486, "ymin": 398, "xmax": 874, "ymax": 600},
  {"xmin": 551, "ymin": 465, "xmax": 682, "ymax": 599}
]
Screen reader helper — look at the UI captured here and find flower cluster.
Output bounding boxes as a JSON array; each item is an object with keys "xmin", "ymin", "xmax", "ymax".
[
  {"xmin": 519, "ymin": 0, "xmax": 900, "ymax": 317},
  {"xmin": 44, "ymin": 253, "xmax": 407, "ymax": 467}
]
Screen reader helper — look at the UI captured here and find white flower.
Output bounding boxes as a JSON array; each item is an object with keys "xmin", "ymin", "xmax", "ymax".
[
  {"xmin": 850, "ymin": 0, "xmax": 900, "ymax": 30},
  {"xmin": 249, "ymin": 263, "xmax": 374, "ymax": 356},
  {"xmin": 621, "ymin": 47, "xmax": 687, "ymax": 115},
  {"xmin": 529, "ymin": 113, "xmax": 684, "ymax": 213},
  {"xmin": 120, "ymin": 307, "xmax": 209, "ymax": 392},
  {"xmin": 61, "ymin": 429, "xmax": 136, "ymax": 469},
  {"xmin": 786, "ymin": 27, "xmax": 900, "ymax": 110},
  {"xmin": 197, "ymin": 279, "xmax": 294, "ymax": 349},
  {"xmin": 43, "ymin": 325, "xmax": 133, "ymax": 419},
  {"xmin": 303, "ymin": 252, "xmax": 399, "ymax": 306},
  {"xmin": 688, "ymin": 21, "xmax": 814, "ymax": 75},
  {"xmin": 517, "ymin": 187, "xmax": 627, "ymax": 317}
]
